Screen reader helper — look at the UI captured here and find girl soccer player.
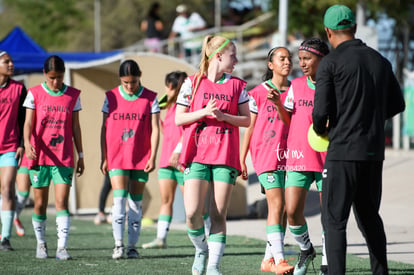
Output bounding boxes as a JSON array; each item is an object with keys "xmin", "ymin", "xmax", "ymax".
[
  {"xmin": 175, "ymin": 35, "xmax": 250, "ymax": 275},
  {"xmin": 100, "ymin": 59, "xmax": 160, "ymax": 259},
  {"xmin": 13, "ymin": 155, "xmax": 31, "ymax": 236},
  {"xmin": 269, "ymin": 38, "xmax": 330, "ymax": 275},
  {"xmin": 142, "ymin": 71, "xmax": 188, "ymax": 249},
  {"xmin": 240, "ymin": 47, "xmax": 294, "ymax": 274},
  {"xmin": 23, "ymin": 55, "xmax": 84, "ymax": 260},
  {"xmin": 0, "ymin": 51, "xmax": 27, "ymax": 251},
  {"xmin": 0, "ymin": 157, "xmax": 30, "ymax": 237}
]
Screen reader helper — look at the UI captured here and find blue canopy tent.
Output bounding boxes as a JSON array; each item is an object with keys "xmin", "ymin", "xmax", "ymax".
[{"xmin": 0, "ymin": 26, "xmax": 122, "ymax": 74}]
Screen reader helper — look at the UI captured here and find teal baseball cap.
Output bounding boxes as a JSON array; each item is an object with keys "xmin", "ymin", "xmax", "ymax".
[{"xmin": 324, "ymin": 5, "xmax": 355, "ymax": 30}]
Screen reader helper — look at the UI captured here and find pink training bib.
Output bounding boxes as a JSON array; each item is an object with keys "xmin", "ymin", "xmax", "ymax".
[
  {"xmin": 28, "ymin": 84, "xmax": 80, "ymax": 168},
  {"xmin": 0, "ymin": 79, "xmax": 25, "ymax": 154},
  {"xmin": 248, "ymin": 82, "xmax": 290, "ymax": 174},
  {"xmin": 159, "ymin": 104, "xmax": 183, "ymax": 169},
  {"xmin": 285, "ymin": 76, "xmax": 325, "ymax": 172},
  {"xmin": 180, "ymin": 75, "xmax": 246, "ymax": 172},
  {"xmin": 105, "ymin": 86, "xmax": 157, "ymax": 170}
]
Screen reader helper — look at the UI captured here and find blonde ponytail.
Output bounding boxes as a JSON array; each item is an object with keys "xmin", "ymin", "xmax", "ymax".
[{"xmin": 190, "ymin": 35, "xmax": 232, "ymax": 106}]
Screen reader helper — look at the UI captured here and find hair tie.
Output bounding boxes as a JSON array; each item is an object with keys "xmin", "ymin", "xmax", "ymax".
[
  {"xmin": 0, "ymin": 51, "xmax": 8, "ymax": 57},
  {"xmin": 299, "ymin": 46, "xmax": 325, "ymax": 57},
  {"xmin": 208, "ymin": 39, "xmax": 230, "ymax": 59}
]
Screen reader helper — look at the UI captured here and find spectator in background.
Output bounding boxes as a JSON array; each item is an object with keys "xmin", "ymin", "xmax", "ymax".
[
  {"xmin": 169, "ymin": 4, "xmax": 207, "ymax": 58},
  {"xmin": 140, "ymin": 2, "xmax": 164, "ymax": 53}
]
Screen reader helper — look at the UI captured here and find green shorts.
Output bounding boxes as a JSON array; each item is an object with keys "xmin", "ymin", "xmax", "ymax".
[
  {"xmin": 158, "ymin": 167, "xmax": 184, "ymax": 186},
  {"xmin": 285, "ymin": 171, "xmax": 322, "ymax": 192},
  {"xmin": 258, "ymin": 170, "xmax": 286, "ymax": 190},
  {"xmin": 29, "ymin": 165, "xmax": 74, "ymax": 188},
  {"xmin": 17, "ymin": 166, "xmax": 29, "ymax": 174},
  {"xmin": 108, "ymin": 169, "xmax": 148, "ymax": 182},
  {"xmin": 183, "ymin": 162, "xmax": 238, "ymax": 185}
]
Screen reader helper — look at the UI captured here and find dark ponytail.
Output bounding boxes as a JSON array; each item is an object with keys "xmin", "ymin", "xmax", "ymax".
[
  {"xmin": 44, "ymin": 55, "xmax": 65, "ymax": 73},
  {"xmin": 119, "ymin": 60, "xmax": 142, "ymax": 77}
]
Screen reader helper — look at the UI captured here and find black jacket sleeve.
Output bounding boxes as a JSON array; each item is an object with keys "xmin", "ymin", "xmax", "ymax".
[{"xmin": 313, "ymin": 59, "xmax": 333, "ymax": 136}]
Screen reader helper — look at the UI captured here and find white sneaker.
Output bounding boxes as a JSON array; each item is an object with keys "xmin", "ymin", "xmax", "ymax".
[
  {"xmin": 112, "ymin": 244, "xmax": 124, "ymax": 259},
  {"xmin": 56, "ymin": 248, "xmax": 72, "ymax": 260},
  {"xmin": 36, "ymin": 243, "xmax": 48, "ymax": 259}
]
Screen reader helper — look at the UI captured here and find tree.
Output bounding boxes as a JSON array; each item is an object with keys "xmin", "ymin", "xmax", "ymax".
[
  {"xmin": 1, "ymin": 0, "xmax": 88, "ymax": 51},
  {"xmin": 0, "ymin": 0, "xmax": 215, "ymax": 52},
  {"xmin": 0, "ymin": 0, "xmax": 411, "ymax": 78},
  {"xmin": 269, "ymin": 0, "xmax": 413, "ymax": 82}
]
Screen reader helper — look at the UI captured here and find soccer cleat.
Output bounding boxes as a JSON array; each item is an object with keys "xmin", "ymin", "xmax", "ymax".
[
  {"xmin": 293, "ymin": 245, "xmax": 316, "ymax": 275},
  {"xmin": 36, "ymin": 243, "xmax": 48, "ymax": 259},
  {"xmin": 275, "ymin": 259, "xmax": 294, "ymax": 275},
  {"xmin": 319, "ymin": 265, "xmax": 328, "ymax": 275},
  {"xmin": 261, "ymin": 258, "xmax": 276, "ymax": 272},
  {"xmin": 0, "ymin": 238, "xmax": 14, "ymax": 251},
  {"xmin": 192, "ymin": 250, "xmax": 208, "ymax": 275},
  {"xmin": 206, "ymin": 266, "xmax": 222, "ymax": 275},
  {"xmin": 142, "ymin": 238, "xmax": 167, "ymax": 249},
  {"xmin": 94, "ymin": 213, "xmax": 107, "ymax": 225},
  {"xmin": 112, "ymin": 244, "xmax": 124, "ymax": 259},
  {"xmin": 14, "ymin": 218, "xmax": 25, "ymax": 236},
  {"xmin": 56, "ymin": 248, "xmax": 72, "ymax": 260}
]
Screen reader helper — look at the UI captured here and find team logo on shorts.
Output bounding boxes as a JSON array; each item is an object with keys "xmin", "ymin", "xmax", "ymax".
[
  {"xmin": 184, "ymin": 167, "xmax": 190, "ymax": 175},
  {"xmin": 32, "ymin": 173, "xmax": 39, "ymax": 184},
  {"xmin": 267, "ymin": 173, "xmax": 275, "ymax": 183}
]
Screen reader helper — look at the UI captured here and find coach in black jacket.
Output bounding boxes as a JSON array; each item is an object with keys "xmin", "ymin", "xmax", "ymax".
[{"xmin": 312, "ymin": 5, "xmax": 405, "ymax": 275}]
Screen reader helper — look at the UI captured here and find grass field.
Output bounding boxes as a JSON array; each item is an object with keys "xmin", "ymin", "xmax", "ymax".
[{"xmin": 1, "ymin": 211, "xmax": 414, "ymax": 274}]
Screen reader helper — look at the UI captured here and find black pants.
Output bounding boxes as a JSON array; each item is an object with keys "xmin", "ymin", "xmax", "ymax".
[
  {"xmin": 322, "ymin": 160, "xmax": 388, "ymax": 275},
  {"xmin": 98, "ymin": 175, "xmax": 112, "ymax": 213}
]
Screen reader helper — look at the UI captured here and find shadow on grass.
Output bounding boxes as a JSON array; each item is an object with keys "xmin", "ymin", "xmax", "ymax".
[
  {"xmin": 222, "ymin": 251, "xmax": 264, "ymax": 257},
  {"xmin": 345, "ymin": 267, "xmax": 414, "ymax": 275},
  {"xmin": 348, "ymin": 240, "xmax": 414, "ymax": 248}
]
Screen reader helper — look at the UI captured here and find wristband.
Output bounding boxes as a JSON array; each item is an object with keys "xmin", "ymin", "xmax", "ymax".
[
  {"xmin": 173, "ymin": 142, "xmax": 183, "ymax": 153},
  {"xmin": 78, "ymin": 152, "xmax": 84, "ymax": 158}
]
